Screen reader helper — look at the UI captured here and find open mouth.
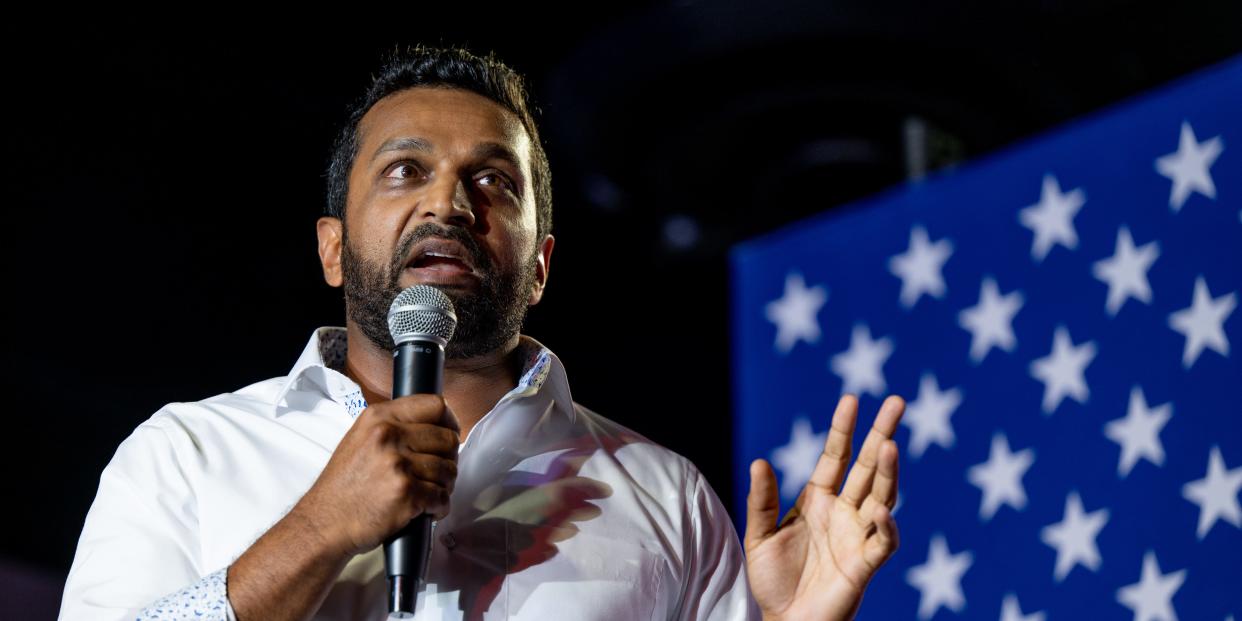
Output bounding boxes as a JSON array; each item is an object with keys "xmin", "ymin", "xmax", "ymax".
[
  {"xmin": 410, "ymin": 254, "xmax": 474, "ymax": 273},
  {"xmin": 402, "ymin": 236, "xmax": 482, "ymax": 286}
]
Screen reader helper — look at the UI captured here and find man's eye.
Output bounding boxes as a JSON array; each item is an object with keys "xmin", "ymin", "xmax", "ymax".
[
  {"xmin": 478, "ymin": 172, "xmax": 514, "ymax": 192},
  {"xmin": 385, "ymin": 163, "xmax": 422, "ymax": 179}
]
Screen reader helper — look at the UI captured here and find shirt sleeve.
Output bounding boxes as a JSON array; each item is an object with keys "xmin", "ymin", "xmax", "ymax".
[
  {"xmin": 58, "ymin": 414, "xmax": 235, "ymax": 621},
  {"xmin": 675, "ymin": 463, "xmax": 762, "ymax": 621},
  {"xmin": 131, "ymin": 567, "xmax": 235, "ymax": 620}
]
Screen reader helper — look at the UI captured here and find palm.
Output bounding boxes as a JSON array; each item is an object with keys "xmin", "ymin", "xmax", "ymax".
[{"xmin": 745, "ymin": 395, "xmax": 906, "ymax": 621}]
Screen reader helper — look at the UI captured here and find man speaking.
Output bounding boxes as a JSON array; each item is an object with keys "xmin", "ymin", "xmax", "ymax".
[{"xmin": 58, "ymin": 44, "xmax": 906, "ymax": 621}]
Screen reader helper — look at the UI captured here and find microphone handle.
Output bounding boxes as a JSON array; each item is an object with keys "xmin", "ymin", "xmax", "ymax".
[{"xmin": 384, "ymin": 339, "xmax": 444, "ymax": 617}]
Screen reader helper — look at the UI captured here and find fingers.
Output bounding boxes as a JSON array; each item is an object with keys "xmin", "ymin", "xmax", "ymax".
[
  {"xmin": 782, "ymin": 394, "xmax": 858, "ymax": 527},
  {"xmin": 858, "ymin": 439, "xmax": 899, "ymax": 526},
  {"xmin": 744, "ymin": 459, "xmax": 780, "ymax": 550},
  {"xmin": 839, "ymin": 395, "xmax": 905, "ymax": 508},
  {"xmin": 407, "ymin": 478, "xmax": 453, "ymax": 520},
  {"xmin": 385, "ymin": 394, "xmax": 461, "ymax": 435},
  {"xmin": 808, "ymin": 394, "xmax": 859, "ymax": 494},
  {"xmin": 399, "ymin": 452, "xmax": 458, "ymax": 491},
  {"xmin": 861, "ymin": 503, "xmax": 899, "ymax": 572},
  {"xmin": 391, "ymin": 423, "xmax": 460, "ymax": 459}
]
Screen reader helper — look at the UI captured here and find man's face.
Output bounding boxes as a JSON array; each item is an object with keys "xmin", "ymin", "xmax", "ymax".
[{"xmin": 319, "ymin": 87, "xmax": 553, "ymax": 359}]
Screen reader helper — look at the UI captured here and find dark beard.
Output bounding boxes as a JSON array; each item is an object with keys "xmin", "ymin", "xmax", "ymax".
[{"xmin": 340, "ymin": 221, "xmax": 538, "ymax": 359}]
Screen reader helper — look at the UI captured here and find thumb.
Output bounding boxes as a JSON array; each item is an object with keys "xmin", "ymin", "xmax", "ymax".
[{"xmin": 745, "ymin": 458, "xmax": 780, "ymax": 551}]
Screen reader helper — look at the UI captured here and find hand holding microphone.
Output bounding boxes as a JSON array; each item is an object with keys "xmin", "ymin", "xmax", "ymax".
[
  {"xmin": 295, "ymin": 393, "xmax": 459, "ymax": 556},
  {"xmin": 289, "ymin": 285, "xmax": 457, "ymax": 618},
  {"xmin": 383, "ymin": 285, "xmax": 458, "ymax": 617}
]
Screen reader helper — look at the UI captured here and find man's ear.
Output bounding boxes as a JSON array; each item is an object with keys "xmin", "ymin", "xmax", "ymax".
[
  {"xmin": 528, "ymin": 234, "xmax": 555, "ymax": 306},
  {"xmin": 317, "ymin": 216, "xmax": 344, "ymax": 287}
]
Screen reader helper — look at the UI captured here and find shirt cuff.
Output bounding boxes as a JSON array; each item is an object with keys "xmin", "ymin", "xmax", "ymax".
[{"xmin": 134, "ymin": 567, "xmax": 233, "ymax": 620}]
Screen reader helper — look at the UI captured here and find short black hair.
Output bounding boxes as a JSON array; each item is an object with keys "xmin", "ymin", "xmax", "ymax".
[{"xmin": 325, "ymin": 44, "xmax": 553, "ymax": 242}]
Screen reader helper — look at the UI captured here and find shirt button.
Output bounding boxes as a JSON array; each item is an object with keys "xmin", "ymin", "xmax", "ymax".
[{"xmin": 440, "ymin": 532, "xmax": 456, "ymax": 550}]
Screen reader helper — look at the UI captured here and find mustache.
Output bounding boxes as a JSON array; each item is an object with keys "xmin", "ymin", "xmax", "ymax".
[{"xmin": 389, "ymin": 223, "xmax": 489, "ymax": 280}]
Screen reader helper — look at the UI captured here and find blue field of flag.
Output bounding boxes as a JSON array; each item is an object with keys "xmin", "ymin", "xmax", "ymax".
[{"xmin": 730, "ymin": 55, "xmax": 1241, "ymax": 620}]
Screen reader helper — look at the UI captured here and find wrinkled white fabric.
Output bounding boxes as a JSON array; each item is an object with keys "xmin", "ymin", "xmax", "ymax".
[{"xmin": 59, "ymin": 327, "xmax": 759, "ymax": 620}]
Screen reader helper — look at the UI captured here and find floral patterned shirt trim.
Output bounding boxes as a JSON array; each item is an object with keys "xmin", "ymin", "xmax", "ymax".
[{"xmin": 133, "ymin": 566, "xmax": 236, "ymax": 621}]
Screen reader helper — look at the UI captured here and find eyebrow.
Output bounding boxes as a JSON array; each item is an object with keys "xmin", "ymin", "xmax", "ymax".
[
  {"xmin": 371, "ymin": 136, "xmax": 525, "ymax": 177},
  {"xmin": 372, "ymin": 136, "xmax": 433, "ymax": 161}
]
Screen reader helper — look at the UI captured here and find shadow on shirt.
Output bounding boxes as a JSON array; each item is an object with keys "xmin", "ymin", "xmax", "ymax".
[{"xmin": 432, "ymin": 399, "xmax": 656, "ymax": 620}]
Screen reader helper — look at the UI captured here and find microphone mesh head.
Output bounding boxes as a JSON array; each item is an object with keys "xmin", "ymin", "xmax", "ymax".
[{"xmin": 387, "ymin": 285, "xmax": 457, "ymax": 346}]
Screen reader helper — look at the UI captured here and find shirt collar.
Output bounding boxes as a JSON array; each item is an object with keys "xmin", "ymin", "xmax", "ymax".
[{"xmin": 275, "ymin": 326, "xmax": 571, "ymax": 419}]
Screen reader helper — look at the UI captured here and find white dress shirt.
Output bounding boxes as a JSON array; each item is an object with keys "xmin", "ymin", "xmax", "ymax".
[{"xmin": 58, "ymin": 327, "xmax": 760, "ymax": 620}]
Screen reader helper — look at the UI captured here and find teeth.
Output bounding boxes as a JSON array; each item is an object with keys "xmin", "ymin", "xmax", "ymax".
[{"xmin": 413, "ymin": 252, "xmax": 467, "ymax": 271}]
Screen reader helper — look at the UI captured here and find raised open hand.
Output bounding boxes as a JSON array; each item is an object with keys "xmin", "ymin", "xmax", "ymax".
[{"xmin": 744, "ymin": 394, "xmax": 905, "ymax": 621}]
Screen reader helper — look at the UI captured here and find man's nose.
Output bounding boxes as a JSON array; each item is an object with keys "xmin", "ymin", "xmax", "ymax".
[{"xmin": 420, "ymin": 175, "xmax": 477, "ymax": 228}]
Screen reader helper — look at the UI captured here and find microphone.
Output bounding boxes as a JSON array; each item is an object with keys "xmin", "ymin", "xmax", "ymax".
[{"xmin": 384, "ymin": 284, "xmax": 457, "ymax": 618}]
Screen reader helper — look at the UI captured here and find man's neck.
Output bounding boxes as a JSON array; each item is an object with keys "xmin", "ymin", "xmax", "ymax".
[{"xmin": 340, "ymin": 320, "xmax": 523, "ymax": 442}]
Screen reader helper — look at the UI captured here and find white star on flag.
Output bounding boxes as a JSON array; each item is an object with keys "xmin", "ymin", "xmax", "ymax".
[
  {"xmin": 1092, "ymin": 226, "xmax": 1160, "ymax": 316},
  {"xmin": 1029, "ymin": 325, "xmax": 1098, "ymax": 415},
  {"xmin": 1181, "ymin": 445, "xmax": 1242, "ymax": 540},
  {"xmin": 1000, "ymin": 593, "xmax": 1046, "ymax": 621},
  {"xmin": 1155, "ymin": 120, "xmax": 1224, "ymax": 212},
  {"xmin": 1041, "ymin": 490, "xmax": 1109, "ymax": 582},
  {"xmin": 958, "ymin": 276, "xmax": 1024, "ymax": 363},
  {"xmin": 1018, "ymin": 173, "xmax": 1086, "ymax": 262},
  {"xmin": 764, "ymin": 272, "xmax": 828, "ymax": 354},
  {"xmin": 888, "ymin": 224, "xmax": 954, "ymax": 309},
  {"xmin": 901, "ymin": 372, "xmax": 962, "ymax": 460},
  {"xmin": 1103, "ymin": 386, "xmax": 1172, "ymax": 478},
  {"xmin": 770, "ymin": 416, "xmax": 827, "ymax": 500},
  {"xmin": 829, "ymin": 323, "xmax": 894, "ymax": 397},
  {"xmin": 1167, "ymin": 275, "xmax": 1236, "ymax": 369},
  {"xmin": 966, "ymin": 432, "xmax": 1035, "ymax": 521},
  {"xmin": 1115, "ymin": 550, "xmax": 1186, "ymax": 621},
  {"xmin": 905, "ymin": 533, "xmax": 973, "ymax": 620}
]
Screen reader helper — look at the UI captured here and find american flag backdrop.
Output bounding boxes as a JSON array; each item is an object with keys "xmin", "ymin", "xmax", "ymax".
[{"xmin": 730, "ymin": 56, "xmax": 1241, "ymax": 620}]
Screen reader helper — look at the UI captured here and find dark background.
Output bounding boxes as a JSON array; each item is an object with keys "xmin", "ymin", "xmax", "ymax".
[{"xmin": 6, "ymin": 3, "xmax": 1241, "ymax": 615}]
